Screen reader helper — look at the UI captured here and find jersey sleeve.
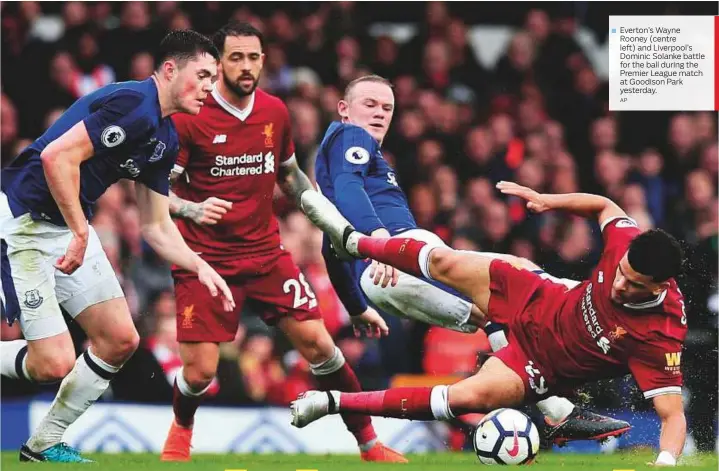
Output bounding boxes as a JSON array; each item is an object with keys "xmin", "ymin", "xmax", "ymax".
[
  {"xmin": 83, "ymin": 90, "xmax": 152, "ymax": 157},
  {"xmin": 601, "ymin": 216, "xmax": 641, "ymax": 249},
  {"xmin": 327, "ymin": 125, "xmax": 376, "ymax": 178},
  {"xmin": 321, "ymin": 233, "xmax": 368, "ymax": 316},
  {"xmin": 170, "ymin": 114, "xmax": 193, "ymax": 174},
  {"xmin": 278, "ymin": 103, "xmax": 296, "ymax": 167},
  {"xmin": 326, "ymin": 126, "xmax": 385, "ymax": 234},
  {"xmin": 628, "ymin": 337, "xmax": 684, "ymax": 400}
]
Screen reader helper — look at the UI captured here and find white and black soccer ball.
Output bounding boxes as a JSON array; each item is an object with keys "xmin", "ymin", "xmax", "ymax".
[{"xmin": 473, "ymin": 408, "xmax": 540, "ymax": 465}]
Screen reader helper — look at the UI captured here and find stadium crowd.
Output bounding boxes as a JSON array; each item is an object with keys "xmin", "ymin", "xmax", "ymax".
[{"xmin": 1, "ymin": 1, "xmax": 717, "ymax": 452}]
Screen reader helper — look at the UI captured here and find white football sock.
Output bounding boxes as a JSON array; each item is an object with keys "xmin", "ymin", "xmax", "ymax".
[
  {"xmin": 418, "ymin": 244, "xmax": 435, "ymax": 280},
  {"xmin": 175, "ymin": 367, "xmax": 211, "ymax": 396},
  {"xmin": 1, "ymin": 339, "xmax": 31, "ymax": 381},
  {"xmin": 26, "ymin": 348, "xmax": 120, "ymax": 452},
  {"xmin": 536, "ymin": 396, "xmax": 575, "ymax": 423},
  {"xmin": 483, "ymin": 322, "xmax": 509, "ymax": 352},
  {"xmin": 430, "ymin": 385, "xmax": 454, "ymax": 420}
]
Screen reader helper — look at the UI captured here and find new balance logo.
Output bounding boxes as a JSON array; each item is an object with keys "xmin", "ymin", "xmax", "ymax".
[{"xmin": 213, "ymin": 134, "xmax": 227, "ymax": 144}]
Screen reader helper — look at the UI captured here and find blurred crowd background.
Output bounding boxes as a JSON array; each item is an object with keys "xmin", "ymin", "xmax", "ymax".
[{"xmin": 1, "ymin": 1, "xmax": 717, "ymax": 451}]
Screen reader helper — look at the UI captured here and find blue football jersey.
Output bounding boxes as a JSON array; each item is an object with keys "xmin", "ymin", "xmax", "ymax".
[
  {"xmin": 1, "ymin": 78, "xmax": 179, "ymax": 226},
  {"xmin": 315, "ymin": 121, "xmax": 416, "ymax": 235}
]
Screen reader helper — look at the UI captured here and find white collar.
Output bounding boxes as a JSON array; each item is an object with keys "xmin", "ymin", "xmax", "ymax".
[
  {"xmin": 623, "ymin": 290, "xmax": 667, "ymax": 310},
  {"xmin": 212, "ymin": 85, "xmax": 255, "ymax": 121}
]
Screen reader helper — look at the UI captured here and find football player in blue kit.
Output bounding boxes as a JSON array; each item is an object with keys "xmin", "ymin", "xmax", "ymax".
[
  {"xmin": 0, "ymin": 30, "xmax": 234, "ymax": 463},
  {"xmin": 302, "ymin": 74, "xmax": 631, "ymax": 445}
]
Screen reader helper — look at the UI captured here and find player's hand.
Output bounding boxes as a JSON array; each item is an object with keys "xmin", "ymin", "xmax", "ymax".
[
  {"xmin": 189, "ymin": 197, "xmax": 233, "ymax": 225},
  {"xmin": 368, "ymin": 259, "xmax": 400, "ymax": 288},
  {"xmin": 351, "ymin": 307, "xmax": 389, "ymax": 338},
  {"xmin": 54, "ymin": 233, "xmax": 88, "ymax": 274},
  {"xmin": 496, "ymin": 181, "xmax": 551, "ymax": 213},
  {"xmin": 197, "ymin": 262, "xmax": 236, "ymax": 312}
]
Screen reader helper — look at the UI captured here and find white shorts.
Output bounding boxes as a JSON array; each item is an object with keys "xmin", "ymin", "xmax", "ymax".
[
  {"xmin": 359, "ymin": 228, "xmax": 477, "ymax": 333},
  {"xmin": 0, "ymin": 193, "xmax": 124, "ymax": 340}
]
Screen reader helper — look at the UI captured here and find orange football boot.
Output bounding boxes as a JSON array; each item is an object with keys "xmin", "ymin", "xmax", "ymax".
[
  {"xmin": 160, "ymin": 420, "xmax": 193, "ymax": 462},
  {"xmin": 360, "ymin": 441, "xmax": 408, "ymax": 463}
]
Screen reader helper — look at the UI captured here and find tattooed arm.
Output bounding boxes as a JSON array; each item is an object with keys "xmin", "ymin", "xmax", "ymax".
[{"xmin": 168, "ymin": 169, "xmax": 232, "ymax": 225}]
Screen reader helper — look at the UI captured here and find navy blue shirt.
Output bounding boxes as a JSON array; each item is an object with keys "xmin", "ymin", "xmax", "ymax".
[
  {"xmin": 315, "ymin": 122, "xmax": 416, "ymax": 235},
  {"xmin": 315, "ymin": 122, "xmax": 417, "ymax": 315},
  {"xmin": 2, "ymin": 78, "xmax": 179, "ymax": 226}
]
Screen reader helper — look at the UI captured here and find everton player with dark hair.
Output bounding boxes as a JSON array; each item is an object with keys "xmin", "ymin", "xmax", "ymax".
[{"xmin": 0, "ymin": 30, "xmax": 234, "ymax": 463}]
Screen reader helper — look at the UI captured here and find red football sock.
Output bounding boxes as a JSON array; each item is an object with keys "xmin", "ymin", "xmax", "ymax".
[
  {"xmin": 173, "ymin": 380, "xmax": 204, "ymax": 428},
  {"xmin": 356, "ymin": 237, "xmax": 428, "ymax": 278},
  {"xmin": 339, "ymin": 387, "xmax": 435, "ymax": 421},
  {"xmin": 315, "ymin": 363, "xmax": 377, "ymax": 445}
]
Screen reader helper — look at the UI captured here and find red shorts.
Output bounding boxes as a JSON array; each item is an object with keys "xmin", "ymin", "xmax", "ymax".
[
  {"xmin": 487, "ymin": 260, "xmax": 567, "ymax": 400},
  {"xmin": 173, "ymin": 250, "xmax": 321, "ymax": 342}
]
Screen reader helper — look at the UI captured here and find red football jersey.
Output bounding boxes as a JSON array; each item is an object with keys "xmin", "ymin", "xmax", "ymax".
[
  {"xmin": 514, "ymin": 216, "xmax": 687, "ymax": 399},
  {"xmin": 171, "ymin": 88, "xmax": 295, "ymax": 260}
]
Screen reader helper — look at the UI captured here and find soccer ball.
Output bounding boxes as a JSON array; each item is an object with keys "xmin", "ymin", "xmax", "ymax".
[{"xmin": 473, "ymin": 408, "xmax": 540, "ymax": 465}]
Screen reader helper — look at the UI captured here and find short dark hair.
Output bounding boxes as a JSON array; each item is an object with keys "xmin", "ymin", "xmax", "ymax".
[
  {"xmin": 212, "ymin": 21, "xmax": 264, "ymax": 55},
  {"xmin": 156, "ymin": 30, "xmax": 219, "ymax": 68},
  {"xmin": 344, "ymin": 74, "xmax": 393, "ymax": 100},
  {"xmin": 627, "ymin": 229, "xmax": 684, "ymax": 282}
]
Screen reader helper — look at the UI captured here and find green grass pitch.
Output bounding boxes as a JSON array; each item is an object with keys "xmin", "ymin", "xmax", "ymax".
[{"xmin": 2, "ymin": 451, "xmax": 717, "ymax": 471}]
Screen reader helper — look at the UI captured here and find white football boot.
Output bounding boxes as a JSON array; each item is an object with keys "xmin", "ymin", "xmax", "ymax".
[
  {"xmin": 290, "ymin": 390, "xmax": 340, "ymax": 428},
  {"xmin": 299, "ymin": 191, "xmax": 359, "ymax": 260}
]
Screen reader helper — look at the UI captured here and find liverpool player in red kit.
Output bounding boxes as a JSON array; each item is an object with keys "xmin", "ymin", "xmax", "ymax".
[
  {"xmin": 161, "ymin": 22, "xmax": 404, "ymax": 462},
  {"xmin": 293, "ymin": 182, "xmax": 688, "ymax": 467}
]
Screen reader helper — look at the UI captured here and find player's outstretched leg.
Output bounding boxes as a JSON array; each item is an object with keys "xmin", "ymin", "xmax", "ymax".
[
  {"xmin": 18, "ymin": 298, "xmax": 137, "ymax": 463},
  {"xmin": 279, "ymin": 318, "xmax": 407, "ymax": 463},
  {"xmin": 161, "ymin": 343, "xmax": 219, "ymax": 462},
  {"xmin": 344, "ymin": 231, "xmax": 494, "ymax": 313},
  {"xmin": 291, "ymin": 357, "xmax": 525, "ymax": 427}
]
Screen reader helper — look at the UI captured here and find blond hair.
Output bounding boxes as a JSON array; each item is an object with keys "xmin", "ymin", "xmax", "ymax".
[{"xmin": 343, "ymin": 74, "xmax": 393, "ymax": 101}]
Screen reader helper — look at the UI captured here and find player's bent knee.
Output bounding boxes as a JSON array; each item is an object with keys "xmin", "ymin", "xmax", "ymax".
[
  {"xmin": 183, "ymin": 363, "xmax": 216, "ymax": 389},
  {"xmin": 28, "ymin": 350, "xmax": 76, "ymax": 382},
  {"xmin": 112, "ymin": 328, "xmax": 140, "ymax": 362},
  {"xmin": 429, "ymin": 248, "xmax": 461, "ymax": 280},
  {"xmin": 95, "ymin": 328, "xmax": 140, "ymax": 366},
  {"xmin": 309, "ymin": 345, "xmax": 346, "ymax": 376},
  {"xmin": 293, "ymin": 326, "xmax": 335, "ymax": 365}
]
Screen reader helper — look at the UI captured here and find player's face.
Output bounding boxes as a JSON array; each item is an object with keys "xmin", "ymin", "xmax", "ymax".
[
  {"xmin": 172, "ymin": 53, "xmax": 218, "ymax": 115},
  {"xmin": 611, "ymin": 253, "xmax": 666, "ymax": 304},
  {"xmin": 338, "ymin": 81, "xmax": 395, "ymax": 143},
  {"xmin": 221, "ymin": 35, "xmax": 264, "ymax": 97}
]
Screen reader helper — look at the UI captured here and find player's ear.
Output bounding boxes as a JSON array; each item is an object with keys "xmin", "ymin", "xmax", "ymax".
[
  {"xmin": 654, "ymin": 281, "xmax": 670, "ymax": 295},
  {"xmin": 337, "ymin": 99, "xmax": 349, "ymax": 120},
  {"xmin": 162, "ymin": 59, "xmax": 177, "ymax": 81}
]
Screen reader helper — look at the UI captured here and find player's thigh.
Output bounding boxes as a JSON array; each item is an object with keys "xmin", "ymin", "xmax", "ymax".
[
  {"xmin": 427, "ymin": 247, "xmax": 494, "ymax": 315},
  {"xmin": 57, "ymin": 227, "xmax": 134, "ymax": 360},
  {"xmin": 472, "ymin": 252, "xmax": 542, "ymax": 272},
  {"xmin": 74, "ymin": 298, "xmax": 137, "ymax": 363},
  {"xmin": 1, "ymin": 221, "xmax": 68, "ymax": 343},
  {"xmin": 359, "ymin": 265, "xmax": 478, "ymax": 333},
  {"xmin": 1, "ymin": 219, "xmax": 76, "ymax": 378},
  {"xmin": 247, "ymin": 252, "xmax": 322, "ymax": 325},
  {"xmin": 447, "ymin": 356, "xmax": 526, "ymax": 414},
  {"xmin": 174, "ymin": 276, "xmax": 247, "ymax": 344},
  {"xmin": 178, "ymin": 341, "xmax": 221, "ymax": 385},
  {"xmin": 55, "ymin": 226, "xmax": 125, "ymax": 319}
]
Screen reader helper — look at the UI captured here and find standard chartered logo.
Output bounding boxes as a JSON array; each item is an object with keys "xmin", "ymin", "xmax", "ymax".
[
  {"xmin": 211, "ymin": 152, "xmax": 275, "ymax": 177},
  {"xmin": 264, "ymin": 152, "xmax": 275, "ymax": 174}
]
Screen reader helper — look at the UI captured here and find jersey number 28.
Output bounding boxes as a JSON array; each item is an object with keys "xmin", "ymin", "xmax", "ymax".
[{"xmin": 283, "ymin": 273, "xmax": 318, "ymax": 310}]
